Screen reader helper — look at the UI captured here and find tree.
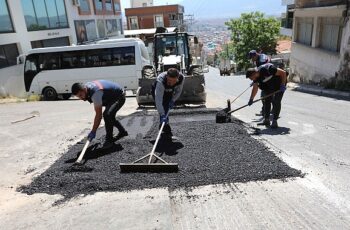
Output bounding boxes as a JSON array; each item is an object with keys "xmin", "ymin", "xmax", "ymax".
[
  {"xmin": 219, "ymin": 43, "xmax": 235, "ymax": 60},
  {"xmin": 226, "ymin": 12, "xmax": 281, "ymax": 70}
]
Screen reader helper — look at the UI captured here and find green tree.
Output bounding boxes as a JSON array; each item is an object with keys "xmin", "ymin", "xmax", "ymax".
[
  {"xmin": 219, "ymin": 43, "xmax": 235, "ymax": 60},
  {"xmin": 226, "ymin": 12, "xmax": 280, "ymax": 70}
]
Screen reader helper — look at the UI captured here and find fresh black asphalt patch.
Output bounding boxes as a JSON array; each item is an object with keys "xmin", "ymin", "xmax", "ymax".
[{"xmin": 19, "ymin": 109, "xmax": 302, "ymax": 200}]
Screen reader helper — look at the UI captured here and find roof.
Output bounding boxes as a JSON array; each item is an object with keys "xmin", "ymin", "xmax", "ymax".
[{"xmin": 124, "ymin": 27, "xmax": 178, "ymax": 36}]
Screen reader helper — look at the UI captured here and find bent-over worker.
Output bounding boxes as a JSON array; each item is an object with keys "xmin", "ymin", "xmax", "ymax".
[
  {"xmin": 72, "ymin": 80, "xmax": 128, "ymax": 148},
  {"xmin": 152, "ymin": 68, "xmax": 185, "ymax": 139},
  {"xmin": 246, "ymin": 63, "xmax": 287, "ymax": 129}
]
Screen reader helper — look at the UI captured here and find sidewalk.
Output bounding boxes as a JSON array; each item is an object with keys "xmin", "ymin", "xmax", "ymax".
[{"xmin": 288, "ymin": 82, "xmax": 350, "ymax": 100}]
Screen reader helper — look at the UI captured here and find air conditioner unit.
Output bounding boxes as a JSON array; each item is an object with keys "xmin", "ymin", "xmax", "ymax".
[{"xmin": 72, "ymin": 0, "xmax": 80, "ymax": 6}]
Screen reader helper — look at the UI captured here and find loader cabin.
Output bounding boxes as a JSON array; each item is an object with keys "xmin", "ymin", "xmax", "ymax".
[{"xmin": 154, "ymin": 32, "xmax": 195, "ymax": 73}]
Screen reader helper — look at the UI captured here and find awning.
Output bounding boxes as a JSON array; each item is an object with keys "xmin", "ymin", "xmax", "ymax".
[{"xmin": 124, "ymin": 27, "xmax": 178, "ymax": 36}]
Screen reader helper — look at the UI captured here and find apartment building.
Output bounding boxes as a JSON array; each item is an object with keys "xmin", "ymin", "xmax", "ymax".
[
  {"xmin": 290, "ymin": 0, "xmax": 350, "ymax": 86},
  {"xmin": 0, "ymin": 0, "xmax": 123, "ymax": 70},
  {"xmin": 68, "ymin": 0, "xmax": 123, "ymax": 44},
  {"xmin": 125, "ymin": 4, "xmax": 184, "ymax": 31}
]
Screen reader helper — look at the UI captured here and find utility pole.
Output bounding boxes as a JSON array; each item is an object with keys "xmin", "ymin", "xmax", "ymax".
[{"xmin": 184, "ymin": 14, "xmax": 195, "ymax": 32}]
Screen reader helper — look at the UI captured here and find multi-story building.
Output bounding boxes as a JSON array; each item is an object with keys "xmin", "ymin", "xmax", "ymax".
[
  {"xmin": 68, "ymin": 0, "xmax": 123, "ymax": 44},
  {"xmin": 130, "ymin": 0, "xmax": 153, "ymax": 8},
  {"xmin": 289, "ymin": 0, "xmax": 350, "ymax": 88},
  {"xmin": 0, "ymin": 0, "xmax": 123, "ymax": 70},
  {"xmin": 125, "ymin": 4, "xmax": 184, "ymax": 31}
]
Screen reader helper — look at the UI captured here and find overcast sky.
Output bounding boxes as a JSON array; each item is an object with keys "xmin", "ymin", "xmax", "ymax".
[{"xmin": 121, "ymin": 0, "xmax": 285, "ymax": 18}]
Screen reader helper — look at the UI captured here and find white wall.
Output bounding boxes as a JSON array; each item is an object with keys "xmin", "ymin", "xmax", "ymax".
[
  {"xmin": 130, "ymin": 0, "xmax": 153, "ymax": 8},
  {"xmin": 1, "ymin": 0, "xmax": 74, "ymax": 54},
  {"xmin": 290, "ymin": 5, "xmax": 346, "ymax": 83}
]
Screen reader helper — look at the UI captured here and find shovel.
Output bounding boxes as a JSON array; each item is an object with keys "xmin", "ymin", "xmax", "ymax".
[{"xmin": 216, "ymin": 90, "xmax": 281, "ymax": 123}]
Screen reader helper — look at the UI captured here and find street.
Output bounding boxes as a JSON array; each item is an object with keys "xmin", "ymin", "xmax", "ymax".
[{"xmin": 0, "ymin": 67, "xmax": 350, "ymax": 229}]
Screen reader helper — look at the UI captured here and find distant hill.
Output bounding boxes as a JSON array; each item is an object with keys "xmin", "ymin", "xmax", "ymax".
[{"xmin": 180, "ymin": 0, "xmax": 284, "ymax": 19}]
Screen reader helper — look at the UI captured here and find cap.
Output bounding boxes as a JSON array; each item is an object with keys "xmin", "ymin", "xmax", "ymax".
[{"xmin": 248, "ymin": 50, "xmax": 258, "ymax": 58}]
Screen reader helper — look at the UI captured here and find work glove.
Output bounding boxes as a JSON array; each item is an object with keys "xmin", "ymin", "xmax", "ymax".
[
  {"xmin": 248, "ymin": 99, "xmax": 254, "ymax": 106},
  {"xmin": 88, "ymin": 131, "xmax": 96, "ymax": 141},
  {"xmin": 168, "ymin": 100, "xmax": 175, "ymax": 109},
  {"xmin": 160, "ymin": 115, "xmax": 169, "ymax": 124},
  {"xmin": 280, "ymin": 84, "xmax": 287, "ymax": 93}
]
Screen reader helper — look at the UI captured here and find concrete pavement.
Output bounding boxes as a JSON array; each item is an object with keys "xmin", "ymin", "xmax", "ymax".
[{"xmin": 0, "ymin": 68, "xmax": 350, "ymax": 229}]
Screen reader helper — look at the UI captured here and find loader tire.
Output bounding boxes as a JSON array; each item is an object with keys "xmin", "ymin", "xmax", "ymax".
[
  {"xmin": 192, "ymin": 67, "xmax": 204, "ymax": 77},
  {"xmin": 143, "ymin": 68, "xmax": 156, "ymax": 79}
]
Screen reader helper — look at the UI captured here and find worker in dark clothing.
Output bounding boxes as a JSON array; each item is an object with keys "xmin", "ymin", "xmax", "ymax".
[
  {"xmin": 248, "ymin": 50, "xmax": 271, "ymax": 116},
  {"xmin": 248, "ymin": 50, "xmax": 270, "ymax": 67},
  {"xmin": 246, "ymin": 63, "xmax": 287, "ymax": 129},
  {"xmin": 72, "ymin": 80, "xmax": 128, "ymax": 148},
  {"xmin": 152, "ymin": 68, "xmax": 185, "ymax": 139}
]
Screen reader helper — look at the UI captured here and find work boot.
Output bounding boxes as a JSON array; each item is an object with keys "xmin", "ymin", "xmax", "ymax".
[
  {"xmin": 271, "ymin": 120, "xmax": 278, "ymax": 129},
  {"xmin": 262, "ymin": 118, "xmax": 270, "ymax": 127},
  {"xmin": 101, "ymin": 140, "xmax": 113, "ymax": 150},
  {"xmin": 117, "ymin": 130, "xmax": 128, "ymax": 138}
]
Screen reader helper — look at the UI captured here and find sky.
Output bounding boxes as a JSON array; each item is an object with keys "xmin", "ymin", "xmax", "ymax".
[{"xmin": 120, "ymin": 0, "xmax": 285, "ymax": 18}]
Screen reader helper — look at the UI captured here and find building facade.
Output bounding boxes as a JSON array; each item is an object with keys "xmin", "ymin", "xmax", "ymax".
[
  {"xmin": 130, "ymin": 0, "xmax": 153, "ymax": 8},
  {"xmin": 0, "ymin": 0, "xmax": 123, "ymax": 70},
  {"xmin": 68, "ymin": 0, "xmax": 123, "ymax": 45},
  {"xmin": 125, "ymin": 4, "xmax": 184, "ymax": 31},
  {"xmin": 289, "ymin": 0, "xmax": 350, "ymax": 89}
]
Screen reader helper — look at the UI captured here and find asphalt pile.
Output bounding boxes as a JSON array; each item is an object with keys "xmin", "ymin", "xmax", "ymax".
[{"xmin": 19, "ymin": 109, "xmax": 301, "ymax": 200}]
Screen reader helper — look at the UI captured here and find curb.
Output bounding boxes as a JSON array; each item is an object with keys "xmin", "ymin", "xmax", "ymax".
[{"xmin": 288, "ymin": 83, "xmax": 350, "ymax": 101}]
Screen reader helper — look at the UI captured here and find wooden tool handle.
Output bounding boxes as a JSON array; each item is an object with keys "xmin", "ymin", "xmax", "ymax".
[
  {"xmin": 76, "ymin": 140, "xmax": 90, "ymax": 163},
  {"xmin": 228, "ymin": 90, "xmax": 281, "ymax": 115}
]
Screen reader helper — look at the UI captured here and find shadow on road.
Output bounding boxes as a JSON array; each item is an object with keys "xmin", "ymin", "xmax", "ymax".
[
  {"xmin": 252, "ymin": 127, "xmax": 291, "ymax": 136},
  {"xmin": 65, "ymin": 143, "xmax": 124, "ymax": 164},
  {"xmin": 150, "ymin": 138, "xmax": 184, "ymax": 156}
]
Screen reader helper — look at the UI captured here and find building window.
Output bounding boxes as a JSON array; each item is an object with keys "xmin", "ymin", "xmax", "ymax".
[
  {"xmin": 97, "ymin": 19, "xmax": 106, "ymax": 38},
  {"xmin": 106, "ymin": 19, "xmax": 119, "ymax": 36},
  {"xmin": 93, "ymin": 0, "xmax": 103, "ymax": 11},
  {"xmin": 31, "ymin": 37, "xmax": 70, "ymax": 49},
  {"xmin": 21, "ymin": 0, "xmax": 69, "ymax": 31},
  {"xmin": 319, "ymin": 17, "xmax": 342, "ymax": 52},
  {"xmin": 114, "ymin": 0, "xmax": 121, "ymax": 14},
  {"xmin": 78, "ymin": 0, "xmax": 90, "ymax": 14},
  {"xmin": 0, "ymin": 0, "xmax": 14, "ymax": 33},
  {"xmin": 74, "ymin": 20, "xmax": 98, "ymax": 43},
  {"xmin": 129, "ymin": 17, "xmax": 138, "ymax": 30},
  {"xmin": 105, "ymin": 0, "xmax": 113, "ymax": 12},
  {"xmin": 296, "ymin": 17, "xmax": 313, "ymax": 46},
  {"xmin": 0, "ymin": 43, "xmax": 19, "ymax": 69},
  {"xmin": 154, "ymin": 15, "xmax": 164, "ymax": 27}
]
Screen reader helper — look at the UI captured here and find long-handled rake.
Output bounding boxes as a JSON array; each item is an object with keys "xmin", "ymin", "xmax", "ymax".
[{"xmin": 119, "ymin": 112, "xmax": 178, "ymax": 173}]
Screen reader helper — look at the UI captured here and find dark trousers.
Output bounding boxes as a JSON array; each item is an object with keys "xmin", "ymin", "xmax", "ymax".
[
  {"xmin": 263, "ymin": 91, "xmax": 284, "ymax": 121},
  {"xmin": 161, "ymin": 98, "xmax": 172, "ymax": 135},
  {"xmin": 103, "ymin": 96, "xmax": 126, "ymax": 142},
  {"xmin": 151, "ymin": 89, "xmax": 172, "ymax": 135}
]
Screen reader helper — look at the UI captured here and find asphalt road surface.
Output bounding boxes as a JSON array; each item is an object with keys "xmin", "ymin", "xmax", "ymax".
[{"xmin": 0, "ymin": 67, "xmax": 349, "ymax": 229}]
